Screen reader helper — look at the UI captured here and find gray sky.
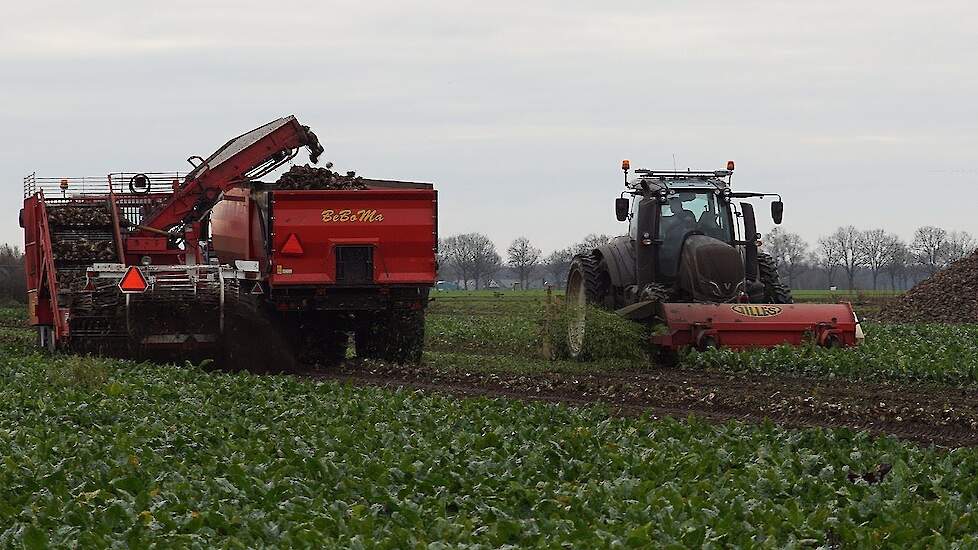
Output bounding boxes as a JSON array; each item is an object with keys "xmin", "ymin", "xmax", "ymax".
[{"xmin": 3, "ymin": 0, "xmax": 976, "ymax": 255}]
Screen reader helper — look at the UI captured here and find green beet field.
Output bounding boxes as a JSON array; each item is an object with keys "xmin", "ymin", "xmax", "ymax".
[{"xmin": 3, "ymin": 293, "xmax": 978, "ymax": 547}]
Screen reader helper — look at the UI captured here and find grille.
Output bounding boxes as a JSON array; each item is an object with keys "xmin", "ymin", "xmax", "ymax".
[{"xmin": 335, "ymin": 246, "xmax": 374, "ymax": 284}]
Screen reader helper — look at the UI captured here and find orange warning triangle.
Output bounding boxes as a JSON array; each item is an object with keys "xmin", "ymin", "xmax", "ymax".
[
  {"xmin": 280, "ymin": 233, "xmax": 304, "ymax": 255},
  {"xmin": 118, "ymin": 266, "xmax": 149, "ymax": 293}
]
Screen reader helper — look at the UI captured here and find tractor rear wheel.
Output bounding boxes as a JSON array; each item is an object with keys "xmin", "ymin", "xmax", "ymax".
[
  {"xmin": 757, "ymin": 252, "xmax": 793, "ymax": 304},
  {"xmin": 565, "ymin": 253, "xmax": 612, "ymax": 359}
]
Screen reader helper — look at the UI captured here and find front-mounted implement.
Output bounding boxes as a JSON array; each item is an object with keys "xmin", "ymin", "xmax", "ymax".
[
  {"xmin": 566, "ymin": 160, "xmax": 862, "ymax": 357},
  {"xmin": 653, "ymin": 302, "xmax": 864, "ymax": 351}
]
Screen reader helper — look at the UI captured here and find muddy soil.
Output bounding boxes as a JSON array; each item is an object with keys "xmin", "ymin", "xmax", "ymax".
[{"xmin": 311, "ymin": 362, "xmax": 978, "ymax": 448}]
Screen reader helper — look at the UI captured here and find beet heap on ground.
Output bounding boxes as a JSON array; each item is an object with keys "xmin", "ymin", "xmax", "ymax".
[{"xmin": 878, "ymin": 252, "xmax": 978, "ymax": 323}]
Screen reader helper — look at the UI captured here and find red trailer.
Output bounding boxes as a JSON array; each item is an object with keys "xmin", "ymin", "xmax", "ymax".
[{"xmin": 21, "ymin": 116, "xmax": 437, "ymax": 366}]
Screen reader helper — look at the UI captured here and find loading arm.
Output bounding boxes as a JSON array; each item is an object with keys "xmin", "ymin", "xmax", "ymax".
[{"xmin": 135, "ymin": 115, "xmax": 324, "ymax": 236}]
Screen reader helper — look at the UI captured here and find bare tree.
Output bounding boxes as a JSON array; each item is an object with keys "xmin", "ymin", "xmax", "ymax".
[
  {"xmin": 829, "ymin": 226, "xmax": 869, "ymax": 290},
  {"xmin": 439, "ymin": 236, "xmax": 470, "ymax": 289},
  {"xmin": 910, "ymin": 226, "xmax": 949, "ymax": 276},
  {"xmin": 468, "ymin": 235, "xmax": 501, "ymax": 290},
  {"xmin": 946, "ymin": 230, "xmax": 977, "ymax": 263},
  {"xmin": 506, "ymin": 237, "xmax": 541, "ymax": 290},
  {"xmin": 882, "ymin": 238, "xmax": 908, "ymax": 290},
  {"xmin": 0, "ymin": 244, "xmax": 26, "ymax": 304},
  {"xmin": 542, "ymin": 248, "xmax": 574, "ymax": 288},
  {"xmin": 439, "ymin": 233, "xmax": 501, "ymax": 290},
  {"xmin": 572, "ymin": 234, "xmax": 614, "ymax": 255},
  {"xmin": 859, "ymin": 229, "xmax": 901, "ymax": 290},
  {"xmin": 815, "ymin": 236, "xmax": 843, "ymax": 287},
  {"xmin": 764, "ymin": 228, "xmax": 808, "ymax": 288}
]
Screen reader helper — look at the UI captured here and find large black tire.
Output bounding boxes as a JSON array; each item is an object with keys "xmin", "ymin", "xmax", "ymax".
[
  {"xmin": 221, "ymin": 314, "xmax": 298, "ymax": 373},
  {"xmin": 566, "ymin": 253, "xmax": 612, "ymax": 308},
  {"xmin": 757, "ymin": 252, "xmax": 793, "ymax": 304},
  {"xmin": 296, "ymin": 330, "xmax": 349, "ymax": 368},
  {"xmin": 356, "ymin": 309, "xmax": 425, "ymax": 364},
  {"xmin": 565, "ymin": 253, "xmax": 613, "ymax": 359}
]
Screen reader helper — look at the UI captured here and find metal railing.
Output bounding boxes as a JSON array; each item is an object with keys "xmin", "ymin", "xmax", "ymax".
[
  {"xmin": 107, "ymin": 172, "xmax": 185, "ymax": 195},
  {"xmin": 24, "ymin": 174, "xmax": 114, "ymax": 198},
  {"xmin": 23, "ymin": 172, "xmax": 185, "ymax": 198},
  {"xmin": 113, "ymin": 195, "xmax": 172, "ymax": 230}
]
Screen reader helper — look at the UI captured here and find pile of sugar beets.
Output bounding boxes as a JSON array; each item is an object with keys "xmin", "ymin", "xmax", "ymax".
[
  {"xmin": 273, "ymin": 164, "xmax": 366, "ymax": 190},
  {"xmin": 52, "ymin": 239, "xmax": 116, "ymax": 262},
  {"xmin": 47, "ymin": 205, "xmax": 113, "ymax": 227},
  {"xmin": 47, "ymin": 205, "xmax": 117, "ymax": 263},
  {"xmin": 879, "ymin": 251, "xmax": 978, "ymax": 323}
]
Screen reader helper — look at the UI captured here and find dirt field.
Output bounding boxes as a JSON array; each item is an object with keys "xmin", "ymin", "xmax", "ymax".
[
  {"xmin": 318, "ymin": 360, "xmax": 978, "ymax": 447},
  {"xmin": 304, "ymin": 288, "xmax": 978, "ymax": 448}
]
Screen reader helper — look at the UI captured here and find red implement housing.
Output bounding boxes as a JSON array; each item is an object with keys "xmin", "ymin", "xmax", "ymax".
[
  {"xmin": 653, "ymin": 302, "xmax": 863, "ymax": 350},
  {"xmin": 210, "ymin": 182, "xmax": 437, "ymax": 288}
]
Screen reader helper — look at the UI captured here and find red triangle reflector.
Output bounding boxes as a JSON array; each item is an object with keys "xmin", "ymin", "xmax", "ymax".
[
  {"xmin": 281, "ymin": 233, "xmax": 304, "ymax": 255},
  {"xmin": 118, "ymin": 266, "xmax": 149, "ymax": 293},
  {"xmin": 250, "ymin": 282, "xmax": 264, "ymax": 295}
]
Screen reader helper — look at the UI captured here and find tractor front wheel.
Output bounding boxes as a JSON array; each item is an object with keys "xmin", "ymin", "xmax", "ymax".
[
  {"xmin": 565, "ymin": 253, "xmax": 611, "ymax": 360},
  {"xmin": 757, "ymin": 252, "xmax": 793, "ymax": 304}
]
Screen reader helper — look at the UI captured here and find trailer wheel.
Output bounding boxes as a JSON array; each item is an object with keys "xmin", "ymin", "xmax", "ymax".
[
  {"xmin": 222, "ymin": 312, "xmax": 298, "ymax": 373},
  {"xmin": 757, "ymin": 252, "xmax": 793, "ymax": 304},
  {"xmin": 356, "ymin": 309, "xmax": 425, "ymax": 364},
  {"xmin": 299, "ymin": 330, "xmax": 349, "ymax": 367}
]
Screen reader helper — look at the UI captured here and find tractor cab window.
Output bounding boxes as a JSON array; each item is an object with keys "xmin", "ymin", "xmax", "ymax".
[
  {"xmin": 657, "ymin": 191, "xmax": 732, "ymax": 277},
  {"xmin": 627, "ymin": 196, "xmax": 641, "ymax": 240}
]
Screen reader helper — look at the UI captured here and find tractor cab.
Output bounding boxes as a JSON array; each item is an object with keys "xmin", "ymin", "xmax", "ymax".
[
  {"xmin": 614, "ymin": 161, "xmax": 785, "ymax": 303},
  {"xmin": 624, "ymin": 181, "xmax": 735, "ymax": 281}
]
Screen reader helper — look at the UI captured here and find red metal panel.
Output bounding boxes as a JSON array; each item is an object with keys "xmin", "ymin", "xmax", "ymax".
[
  {"xmin": 31, "ymin": 195, "xmax": 69, "ymax": 339},
  {"xmin": 267, "ymin": 188, "xmax": 437, "ymax": 286},
  {"xmin": 22, "ymin": 197, "xmax": 40, "ymax": 292},
  {"xmin": 125, "ymin": 237, "xmax": 171, "ymax": 253},
  {"xmin": 654, "ymin": 302, "xmax": 861, "ymax": 350},
  {"xmin": 210, "ymin": 188, "xmax": 253, "ymax": 262}
]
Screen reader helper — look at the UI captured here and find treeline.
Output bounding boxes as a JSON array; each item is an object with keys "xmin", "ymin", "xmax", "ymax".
[
  {"xmin": 3, "ymin": 223, "xmax": 967, "ymax": 299},
  {"xmin": 440, "ymin": 224, "xmax": 976, "ymax": 291},
  {"xmin": 0, "ymin": 245, "xmax": 26, "ymax": 304},
  {"xmin": 766, "ymin": 225, "xmax": 975, "ymax": 291},
  {"xmin": 438, "ymin": 233, "xmax": 613, "ymax": 290}
]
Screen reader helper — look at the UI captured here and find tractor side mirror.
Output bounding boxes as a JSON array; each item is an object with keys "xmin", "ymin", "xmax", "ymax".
[
  {"xmin": 615, "ymin": 197, "xmax": 629, "ymax": 222},
  {"xmin": 771, "ymin": 201, "xmax": 784, "ymax": 225}
]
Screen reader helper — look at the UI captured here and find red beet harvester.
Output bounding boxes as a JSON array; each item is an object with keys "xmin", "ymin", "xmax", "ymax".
[{"xmin": 21, "ymin": 116, "xmax": 437, "ymax": 365}]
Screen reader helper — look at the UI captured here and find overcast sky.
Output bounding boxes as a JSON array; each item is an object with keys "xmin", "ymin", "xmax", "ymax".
[{"xmin": 3, "ymin": 0, "xmax": 976, "ymax": 255}]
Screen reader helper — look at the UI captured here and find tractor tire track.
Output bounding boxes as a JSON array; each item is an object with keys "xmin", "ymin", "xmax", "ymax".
[{"xmin": 306, "ymin": 362, "xmax": 978, "ymax": 448}]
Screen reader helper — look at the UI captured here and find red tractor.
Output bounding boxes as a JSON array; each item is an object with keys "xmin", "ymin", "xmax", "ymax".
[
  {"xmin": 21, "ymin": 116, "xmax": 437, "ymax": 367},
  {"xmin": 566, "ymin": 161, "xmax": 862, "ymax": 357}
]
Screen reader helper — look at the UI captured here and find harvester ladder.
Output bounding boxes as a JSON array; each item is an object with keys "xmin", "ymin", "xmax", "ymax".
[{"xmin": 34, "ymin": 194, "xmax": 69, "ymax": 341}]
